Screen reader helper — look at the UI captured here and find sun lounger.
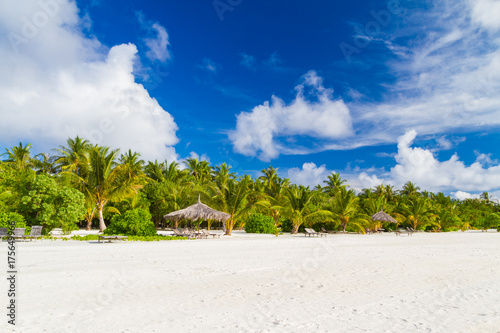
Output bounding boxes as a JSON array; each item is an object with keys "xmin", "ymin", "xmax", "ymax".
[
  {"xmin": 23, "ymin": 226, "xmax": 43, "ymax": 241},
  {"xmin": 0, "ymin": 228, "xmax": 7, "ymax": 240},
  {"xmin": 305, "ymin": 228, "xmax": 327, "ymax": 237},
  {"xmin": 321, "ymin": 227, "xmax": 336, "ymax": 234},
  {"xmin": 97, "ymin": 235, "xmax": 128, "ymax": 243},
  {"xmin": 201, "ymin": 229, "xmax": 220, "ymax": 239},
  {"xmin": 11, "ymin": 228, "xmax": 26, "ymax": 241},
  {"xmin": 188, "ymin": 228, "xmax": 207, "ymax": 239},
  {"xmin": 173, "ymin": 228, "xmax": 196, "ymax": 239}
]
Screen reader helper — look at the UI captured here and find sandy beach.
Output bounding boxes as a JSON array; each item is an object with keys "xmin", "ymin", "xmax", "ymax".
[{"xmin": 1, "ymin": 231, "xmax": 499, "ymax": 333}]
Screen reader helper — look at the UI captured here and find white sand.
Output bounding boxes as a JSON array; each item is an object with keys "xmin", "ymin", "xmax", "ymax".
[{"xmin": 1, "ymin": 231, "xmax": 500, "ymax": 333}]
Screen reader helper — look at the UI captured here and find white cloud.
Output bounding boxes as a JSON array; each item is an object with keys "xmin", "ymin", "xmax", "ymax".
[
  {"xmin": 287, "ymin": 163, "xmax": 330, "ymax": 189},
  {"xmin": 451, "ymin": 191, "xmax": 480, "ymax": 200},
  {"xmin": 361, "ymin": 130, "xmax": 500, "ymax": 193},
  {"xmin": 240, "ymin": 53, "xmax": 256, "ymax": 69},
  {"xmin": 0, "ymin": 0, "xmax": 179, "ymax": 161},
  {"xmin": 288, "ymin": 130, "xmax": 500, "ymax": 195},
  {"xmin": 229, "ymin": 71, "xmax": 354, "ymax": 161},
  {"xmin": 348, "ymin": 0, "xmax": 500, "ymax": 146},
  {"xmin": 198, "ymin": 58, "xmax": 218, "ymax": 73},
  {"xmin": 470, "ymin": 0, "xmax": 500, "ymax": 32},
  {"xmin": 144, "ymin": 23, "xmax": 171, "ymax": 62}
]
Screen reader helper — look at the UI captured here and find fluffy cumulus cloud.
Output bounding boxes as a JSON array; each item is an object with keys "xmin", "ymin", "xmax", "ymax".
[
  {"xmin": 388, "ymin": 130, "xmax": 500, "ymax": 192},
  {"xmin": 287, "ymin": 162, "xmax": 330, "ymax": 189},
  {"xmin": 0, "ymin": 0, "xmax": 178, "ymax": 161},
  {"xmin": 358, "ymin": 130, "xmax": 500, "ymax": 193},
  {"xmin": 229, "ymin": 71, "xmax": 354, "ymax": 161},
  {"xmin": 288, "ymin": 130, "xmax": 500, "ymax": 195},
  {"xmin": 451, "ymin": 191, "xmax": 480, "ymax": 200}
]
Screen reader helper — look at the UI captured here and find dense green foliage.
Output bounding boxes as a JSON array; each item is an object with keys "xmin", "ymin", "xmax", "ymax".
[
  {"xmin": 104, "ymin": 208, "xmax": 156, "ymax": 236},
  {"xmin": 19, "ymin": 175, "xmax": 85, "ymax": 233},
  {"xmin": 244, "ymin": 213, "xmax": 276, "ymax": 234},
  {"xmin": 1, "ymin": 138, "xmax": 500, "ymax": 236},
  {"xmin": 0, "ymin": 212, "xmax": 27, "ymax": 234}
]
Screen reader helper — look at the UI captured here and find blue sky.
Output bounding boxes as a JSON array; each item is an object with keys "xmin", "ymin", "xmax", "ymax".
[{"xmin": 1, "ymin": 0, "xmax": 500, "ymax": 199}]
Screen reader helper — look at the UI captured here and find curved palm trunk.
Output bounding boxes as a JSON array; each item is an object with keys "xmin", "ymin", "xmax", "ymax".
[
  {"xmin": 291, "ymin": 219, "xmax": 300, "ymax": 234},
  {"xmin": 98, "ymin": 207, "xmax": 106, "ymax": 232},
  {"xmin": 224, "ymin": 220, "xmax": 232, "ymax": 236}
]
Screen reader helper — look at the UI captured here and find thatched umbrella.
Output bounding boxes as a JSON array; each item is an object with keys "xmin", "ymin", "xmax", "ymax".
[
  {"xmin": 371, "ymin": 210, "xmax": 398, "ymax": 223},
  {"xmin": 163, "ymin": 196, "xmax": 230, "ymax": 231}
]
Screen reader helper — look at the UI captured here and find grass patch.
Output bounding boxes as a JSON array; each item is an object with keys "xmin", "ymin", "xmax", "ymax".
[{"xmin": 70, "ymin": 234, "xmax": 187, "ymax": 241}]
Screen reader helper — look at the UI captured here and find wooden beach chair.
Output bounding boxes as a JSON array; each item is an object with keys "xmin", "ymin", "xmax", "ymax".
[
  {"xmin": 305, "ymin": 228, "xmax": 327, "ymax": 237},
  {"xmin": 0, "ymin": 228, "xmax": 7, "ymax": 240},
  {"xmin": 321, "ymin": 227, "xmax": 335, "ymax": 234},
  {"xmin": 188, "ymin": 228, "xmax": 207, "ymax": 239},
  {"xmin": 97, "ymin": 235, "xmax": 128, "ymax": 243},
  {"xmin": 201, "ymin": 229, "xmax": 220, "ymax": 239},
  {"xmin": 23, "ymin": 226, "xmax": 43, "ymax": 241},
  {"xmin": 174, "ymin": 228, "xmax": 196, "ymax": 239},
  {"xmin": 8, "ymin": 228, "xmax": 26, "ymax": 241}
]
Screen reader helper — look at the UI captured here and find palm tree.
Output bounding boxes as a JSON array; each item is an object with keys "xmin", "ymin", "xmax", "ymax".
[
  {"xmin": 213, "ymin": 163, "xmax": 236, "ymax": 191},
  {"xmin": 144, "ymin": 160, "xmax": 166, "ymax": 182},
  {"xmin": 206, "ymin": 177, "xmax": 266, "ymax": 235},
  {"xmin": 119, "ymin": 149, "xmax": 146, "ymax": 184},
  {"xmin": 403, "ymin": 197, "xmax": 436, "ymax": 230},
  {"xmin": 434, "ymin": 208, "xmax": 461, "ymax": 231},
  {"xmin": 184, "ymin": 157, "xmax": 212, "ymax": 183},
  {"xmin": 323, "ymin": 172, "xmax": 347, "ymax": 196},
  {"xmin": 77, "ymin": 146, "xmax": 142, "ymax": 231},
  {"xmin": 32, "ymin": 153, "xmax": 58, "ymax": 175},
  {"xmin": 54, "ymin": 136, "xmax": 90, "ymax": 176},
  {"xmin": 280, "ymin": 186, "xmax": 331, "ymax": 234},
  {"xmin": 2, "ymin": 142, "xmax": 33, "ymax": 170},
  {"xmin": 259, "ymin": 166, "xmax": 280, "ymax": 195},
  {"xmin": 401, "ymin": 181, "xmax": 421, "ymax": 198},
  {"xmin": 327, "ymin": 187, "xmax": 369, "ymax": 233}
]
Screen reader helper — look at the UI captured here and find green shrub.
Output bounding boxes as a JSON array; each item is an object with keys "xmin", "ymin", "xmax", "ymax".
[
  {"xmin": 104, "ymin": 208, "xmax": 156, "ymax": 236},
  {"xmin": 244, "ymin": 213, "xmax": 276, "ymax": 234},
  {"xmin": 0, "ymin": 212, "xmax": 27, "ymax": 234}
]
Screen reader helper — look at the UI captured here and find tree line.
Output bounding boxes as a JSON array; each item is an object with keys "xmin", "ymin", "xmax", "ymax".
[{"xmin": 1, "ymin": 137, "xmax": 499, "ymax": 235}]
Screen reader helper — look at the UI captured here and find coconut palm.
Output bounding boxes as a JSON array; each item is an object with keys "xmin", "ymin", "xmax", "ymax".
[
  {"xmin": 323, "ymin": 172, "xmax": 347, "ymax": 196},
  {"xmin": 327, "ymin": 187, "xmax": 369, "ymax": 233},
  {"xmin": 207, "ymin": 177, "xmax": 267, "ymax": 235},
  {"xmin": 2, "ymin": 142, "xmax": 33, "ymax": 170},
  {"xmin": 32, "ymin": 153, "xmax": 58, "ymax": 175},
  {"xmin": 184, "ymin": 157, "xmax": 212, "ymax": 183},
  {"xmin": 279, "ymin": 185, "xmax": 331, "ymax": 234},
  {"xmin": 433, "ymin": 208, "xmax": 461, "ymax": 231},
  {"xmin": 401, "ymin": 181, "xmax": 421, "ymax": 198},
  {"xmin": 402, "ymin": 197, "xmax": 436, "ymax": 230},
  {"xmin": 77, "ymin": 146, "xmax": 142, "ymax": 231},
  {"xmin": 54, "ymin": 136, "xmax": 90, "ymax": 176},
  {"xmin": 213, "ymin": 163, "xmax": 236, "ymax": 191}
]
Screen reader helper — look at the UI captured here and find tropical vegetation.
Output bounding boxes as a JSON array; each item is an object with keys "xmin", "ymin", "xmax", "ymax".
[{"xmin": 1, "ymin": 138, "xmax": 499, "ymax": 236}]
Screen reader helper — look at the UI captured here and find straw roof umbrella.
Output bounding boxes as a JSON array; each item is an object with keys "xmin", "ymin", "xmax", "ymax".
[
  {"xmin": 370, "ymin": 210, "xmax": 398, "ymax": 223},
  {"xmin": 164, "ymin": 196, "xmax": 230, "ymax": 230}
]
